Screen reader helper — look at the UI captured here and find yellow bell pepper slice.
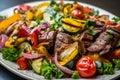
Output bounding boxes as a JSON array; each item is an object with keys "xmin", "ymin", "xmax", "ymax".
[
  {"xmin": 62, "ymin": 18, "xmax": 85, "ymax": 29},
  {"xmin": 35, "ymin": 2, "xmax": 50, "ymax": 19},
  {"xmin": 59, "ymin": 42, "xmax": 79, "ymax": 65},
  {"xmin": 37, "ymin": 46, "xmax": 50, "ymax": 59},
  {"xmin": 0, "ymin": 14, "xmax": 21, "ymax": 32},
  {"xmin": 15, "ymin": 38, "xmax": 26, "ymax": 46},
  {"xmin": 64, "ymin": 5, "xmax": 72, "ymax": 15},
  {"xmin": 5, "ymin": 37, "xmax": 14, "ymax": 47},
  {"xmin": 26, "ymin": 11, "xmax": 34, "ymax": 20}
]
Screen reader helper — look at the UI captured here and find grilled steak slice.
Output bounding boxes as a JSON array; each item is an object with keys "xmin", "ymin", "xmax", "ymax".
[
  {"xmin": 87, "ymin": 32, "xmax": 110, "ymax": 52},
  {"xmin": 99, "ymin": 45, "xmax": 111, "ymax": 55},
  {"xmin": 87, "ymin": 27, "xmax": 120, "ymax": 55},
  {"xmin": 39, "ymin": 31, "xmax": 57, "ymax": 49},
  {"xmin": 56, "ymin": 32, "xmax": 73, "ymax": 44},
  {"xmin": 54, "ymin": 32, "xmax": 73, "ymax": 55}
]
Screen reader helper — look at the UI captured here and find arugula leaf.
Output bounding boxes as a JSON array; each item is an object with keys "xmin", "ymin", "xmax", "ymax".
[
  {"xmin": 1, "ymin": 47, "xmax": 19, "ymax": 62},
  {"xmin": 113, "ymin": 59, "xmax": 120, "ymax": 70},
  {"xmin": 72, "ymin": 71, "xmax": 80, "ymax": 79},
  {"xmin": 112, "ymin": 17, "xmax": 120, "ymax": 24}
]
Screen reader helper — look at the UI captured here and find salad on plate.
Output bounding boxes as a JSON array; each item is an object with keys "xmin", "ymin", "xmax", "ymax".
[{"xmin": 0, "ymin": 0, "xmax": 120, "ymax": 79}]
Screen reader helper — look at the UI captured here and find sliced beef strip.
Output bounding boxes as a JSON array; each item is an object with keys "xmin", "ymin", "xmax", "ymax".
[
  {"xmin": 38, "ymin": 31, "xmax": 57, "ymax": 49},
  {"xmin": 54, "ymin": 32, "xmax": 73, "ymax": 55},
  {"xmin": 99, "ymin": 45, "xmax": 112, "ymax": 55},
  {"xmin": 87, "ymin": 27, "xmax": 120, "ymax": 55},
  {"xmin": 56, "ymin": 32, "xmax": 73, "ymax": 44},
  {"xmin": 87, "ymin": 32, "xmax": 110, "ymax": 52}
]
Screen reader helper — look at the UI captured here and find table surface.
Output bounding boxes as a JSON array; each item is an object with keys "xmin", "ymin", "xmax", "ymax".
[{"xmin": 0, "ymin": 0, "xmax": 120, "ymax": 80}]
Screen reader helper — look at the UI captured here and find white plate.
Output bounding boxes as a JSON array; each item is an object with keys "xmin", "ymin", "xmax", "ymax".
[{"xmin": 0, "ymin": 1, "xmax": 119, "ymax": 80}]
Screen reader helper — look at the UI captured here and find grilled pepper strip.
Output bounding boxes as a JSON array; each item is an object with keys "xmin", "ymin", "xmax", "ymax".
[
  {"xmin": 59, "ymin": 42, "xmax": 79, "ymax": 65},
  {"xmin": 0, "ymin": 14, "xmax": 21, "ymax": 32},
  {"xmin": 62, "ymin": 18, "xmax": 85, "ymax": 29}
]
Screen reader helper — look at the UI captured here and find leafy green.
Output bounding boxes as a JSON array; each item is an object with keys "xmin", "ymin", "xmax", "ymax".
[
  {"xmin": 72, "ymin": 71, "xmax": 80, "ymax": 79},
  {"xmin": 41, "ymin": 60, "xmax": 64, "ymax": 80},
  {"xmin": 85, "ymin": 19, "xmax": 96, "ymax": 35},
  {"xmin": 50, "ymin": 0, "xmax": 56, "ymax": 6},
  {"xmin": 41, "ymin": 60, "xmax": 53, "ymax": 79},
  {"xmin": 0, "ymin": 15, "xmax": 6, "ymax": 19},
  {"xmin": 45, "ymin": 6, "xmax": 63, "ymax": 30},
  {"xmin": 103, "ymin": 62, "xmax": 114, "ymax": 74},
  {"xmin": 1, "ymin": 47, "xmax": 19, "ymax": 62},
  {"xmin": 88, "ymin": 30, "xmax": 97, "ymax": 36},
  {"xmin": 112, "ymin": 17, "xmax": 120, "ymax": 24},
  {"xmin": 91, "ymin": 9, "xmax": 99, "ymax": 16},
  {"xmin": 106, "ymin": 30, "xmax": 114, "ymax": 39},
  {"xmin": 115, "ymin": 39, "xmax": 120, "ymax": 48},
  {"xmin": 113, "ymin": 59, "xmax": 120, "ymax": 70}
]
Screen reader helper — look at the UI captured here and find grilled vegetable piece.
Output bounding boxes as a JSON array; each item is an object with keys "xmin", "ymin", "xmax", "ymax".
[
  {"xmin": 0, "ymin": 14, "xmax": 21, "ymax": 32},
  {"xmin": 62, "ymin": 18, "xmax": 85, "ymax": 28},
  {"xmin": 35, "ymin": 2, "xmax": 50, "ymax": 19},
  {"xmin": 26, "ymin": 11, "xmax": 34, "ymax": 20},
  {"xmin": 59, "ymin": 42, "xmax": 79, "ymax": 65},
  {"xmin": 18, "ymin": 42, "xmax": 32, "ymax": 53},
  {"xmin": 32, "ymin": 58, "xmax": 43, "ymax": 74},
  {"xmin": 62, "ymin": 23, "xmax": 80, "ymax": 34}
]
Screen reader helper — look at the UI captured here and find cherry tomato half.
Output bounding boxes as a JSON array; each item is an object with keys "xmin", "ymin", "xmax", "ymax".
[
  {"xmin": 76, "ymin": 56, "xmax": 96, "ymax": 77},
  {"xmin": 71, "ymin": 9, "xmax": 83, "ymax": 19}
]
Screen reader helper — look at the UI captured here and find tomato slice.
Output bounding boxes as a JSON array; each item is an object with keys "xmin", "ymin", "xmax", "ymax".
[
  {"xmin": 17, "ymin": 57, "xmax": 28, "ymax": 70},
  {"xmin": 71, "ymin": 9, "xmax": 83, "ymax": 19},
  {"xmin": 76, "ymin": 56, "xmax": 96, "ymax": 77}
]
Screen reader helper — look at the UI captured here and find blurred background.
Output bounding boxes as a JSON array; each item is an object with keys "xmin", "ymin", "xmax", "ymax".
[{"xmin": 0, "ymin": 0, "xmax": 120, "ymax": 80}]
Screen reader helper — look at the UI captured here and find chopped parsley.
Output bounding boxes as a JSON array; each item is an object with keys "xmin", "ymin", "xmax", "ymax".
[{"xmin": 112, "ymin": 17, "xmax": 120, "ymax": 24}]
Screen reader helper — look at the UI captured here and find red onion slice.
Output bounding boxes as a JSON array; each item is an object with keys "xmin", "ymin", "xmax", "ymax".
[
  {"xmin": 30, "ymin": 24, "xmax": 48, "ymax": 34},
  {"xmin": 53, "ymin": 53, "xmax": 74, "ymax": 75},
  {"xmin": 0, "ymin": 34, "xmax": 8, "ymax": 50},
  {"xmin": 22, "ymin": 53, "xmax": 45, "ymax": 59},
  {"xmin": 5, "ymin": 22, "xmax": 18, "ymax": 35}
]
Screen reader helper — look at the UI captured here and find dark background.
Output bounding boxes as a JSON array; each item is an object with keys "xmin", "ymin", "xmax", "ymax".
[{"xmin": 0, "ymin": 0, "xmax": 120, "ymax": 80}]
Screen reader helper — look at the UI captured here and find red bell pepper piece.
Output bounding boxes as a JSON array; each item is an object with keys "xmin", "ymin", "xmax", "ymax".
[
  {"xmin": 18, "ymin": 28, "xmax": 29, "ymax": 37},
  {"xmin": 30, "ymin": 32, "xmax": 38, "ymax": 49},
  {"xmin": 17, "ymin": 57, "xmax": 28, "ymax": 70}
]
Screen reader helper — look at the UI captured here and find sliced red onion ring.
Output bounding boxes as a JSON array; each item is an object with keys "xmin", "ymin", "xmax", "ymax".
[
  {"xmin": 22, "ymin": 53, "xmax": 45, "ymax": 59},
  {"xmin": 0, "ymin": 34, "xmax": 8, "ymax": 50},
  {"xmin": 21, "ymin": 22, "xmax": 31, "ymax": 33},
  {"xmin": 53, "ymin": 53, "xmax": 74, "ymax": 75},
  {"xmin": 5, "ymin": 22, "xmax": 18, "ymax": 35},
  {"xmin": 30, "ymin": 24, "xmax": 48, "ymax": 34},
  {"xmin": 43, "ymin": 22, "xmax": 50, "ymax": 28}
]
